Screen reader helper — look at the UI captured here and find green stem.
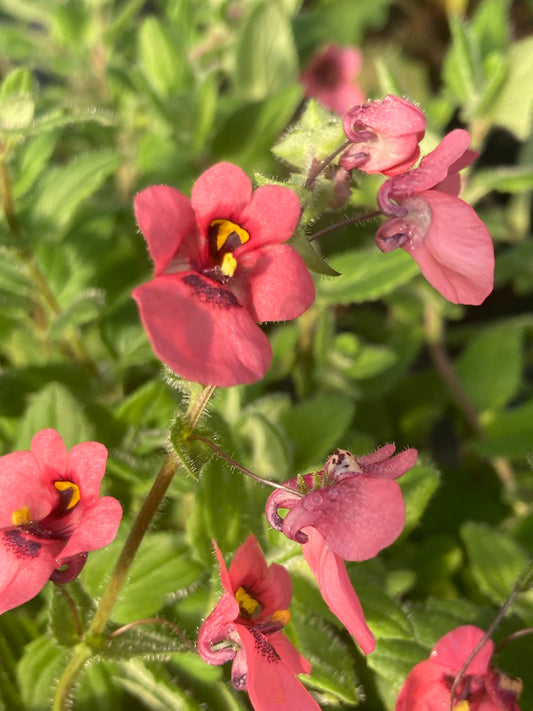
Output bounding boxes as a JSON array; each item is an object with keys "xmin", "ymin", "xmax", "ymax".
[
  {"xmin": 0, "ymin": 156, "xmax": 22, "ymax": 240},
  {"xmin": 52, "ymin": 385, "xmax": 216, "ymax": 710},
  {"xmin": 304, "ymin": 139, "xmax": 351, "ymax": 190},
  {"xmin": 308, "ymin": 210, "xmax": 381, "ymax": 241}
]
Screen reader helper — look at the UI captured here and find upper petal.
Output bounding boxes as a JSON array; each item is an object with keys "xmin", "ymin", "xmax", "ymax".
[
  {"xmin": 0, "ymin": 447, "xmax": 56, "ymax": 529},
  {"xmin": 395, "ymin": 659, "xmax": 452, "ymax": 711},
  {"xmin": 31, "ymin": 429, "xmax": 68, "ymax": 483},
  {"xmin": 191, "ymin": 163, "xmax": 252, "ymax": 239},
  {"xmin": 133, "ymin": 273, "xmax": 272, "ymax": 386},
  {"xmin": 284, "ymin": 476, "xmax": 405, "ymax": 561},
  {"xmin": 431, "ymin": 625, "xmax": 493, "ymax": 676},
  {"xmin": 302, "ymin": 529, "xmax": 375, "ymax": 654},
  {"xmin": 66, "ymin": 441, "xmax": 108, "ymax": 503},
  {"xmin": 232, "ymin": 244, "xmax": 315, "ymax": 322},
  {"xmin": 403, "ymin": 191, "xmax": 494, "ymax": 305},
  {"xmin": 238, "ymin": 625, "xmax": 321, "ymax": 711},
  {"xmin": 344, "ymin": 95, "xmax": 426, "ymax": 139},
  {"xmin": 0, "ymin": 529, "xmax": 64, "ymax": 614},
  {"xmin": 134, "ymin": 186, "xmax": 199, "ymax": 276},
  {"xmin": 238, "ymin": 185, "xmax": 302, "ymax": 253}
]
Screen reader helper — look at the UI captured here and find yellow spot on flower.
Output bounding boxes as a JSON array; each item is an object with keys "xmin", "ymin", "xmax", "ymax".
[
  {"xmin": 210, "ymin": 219, "xmax": 250, "ymax": 252},
  {"xmin": 221, "ymin": 252, "xmax": 237, "ymax": 277},
  {"xmin": 11, "ymin": 505, "xmax": 31, "ymax": 525},
  {"xmin": 271, "ymin": 609, "xmax": 291, "ymax": 626},
  {"xmin": 54, "ymin": 481, "xmax": 81, "ymax": 510},
  {"xmin": 235, "ymin": 587, "xmax": 261, "ymax": 619},
  {"xmin": 454, "ymin": 702, "xmax": 470, "ymax": 711}
]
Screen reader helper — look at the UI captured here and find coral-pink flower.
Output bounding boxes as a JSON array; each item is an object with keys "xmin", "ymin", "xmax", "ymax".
[
  {"xmin": 133, "ymin": 162, "xmax": 315, "ymax": 387},
  {"xmin": 395, "ymin": 625, "xmax": 522, "ymax": 710},
  {"xmin": 375, "ymin": 129, "xmax": 494, "ymax": 305},
  {"xmin": 340, "ymin": 95, "xmax": 426, "ymax": 175},
  {"xmin": 198, "ymin": 534, "xmax": 320, "ymax": 711},
  {"xmin": 300, "ymin": 44, "xmax": 365, "ymax": 115},
  {"xmin": 0, "ymin": 429, "xmax": 122, "ymax": 615},
  {"xmin": 266, "ymin": 445, "xmax": 418, "ymax": 654}
]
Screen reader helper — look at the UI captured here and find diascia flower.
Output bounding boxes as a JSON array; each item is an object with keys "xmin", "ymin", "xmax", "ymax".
[
  {"xmin": 299, "ymin": 44, "xmax": 365, "ymax": 116},
  {"xmin": 266, "ymin": 445, "xmax": 417, "ymax": 654},
  {"xmin": 375, "ymin": 129, "xmax": 494, "ymax": 305},
  {"xmin": 133, "ymin": 162, "xmax": 315, "ymax": 387},
  {"xmin": 340, "ymin": 95, "xmax": 426, "ymax": 175},
  {"xmin": 198, "ymin": 534, "xmax": 320, "ymax": 711},
  {"xmin": 395, "ymin": 625, "xmax": 522, "ymax": 710},
  {"xmin": 0, "ymin": 429, "xmax": 122, "ymax": 615}
]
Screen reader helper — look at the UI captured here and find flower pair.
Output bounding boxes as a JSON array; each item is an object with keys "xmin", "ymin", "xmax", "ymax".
[
  {"xmin": 199, "ymin": 444, "xmax": 418, "ymax": 711},
  {"xmin": 0, "ymin": 429, "xmax": 122, "ymax": 615},
  {"xmin": 341, "ymin": 95, "xmax": 494, "ymax": 305}
]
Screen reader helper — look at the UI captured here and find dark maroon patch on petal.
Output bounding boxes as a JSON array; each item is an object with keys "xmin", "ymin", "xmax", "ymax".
[
  {"xmin": 183, "ymin": 274, "xmax": 241, "ymax": 310},
  {"xmin": 250, "ymin": 628, "xmax": 281, "ymax": 664},
  {"xmin": 3, "ymin": 529, "xmax": 42, "ymax": 558}
]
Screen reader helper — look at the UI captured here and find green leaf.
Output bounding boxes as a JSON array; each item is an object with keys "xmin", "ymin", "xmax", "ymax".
[
  {"xmin": 138, "ymin": 17, "xmax": 189, "ymax": 98},
  {"xmin": 318, "ymin": 248, "xmax": 419, "ymax": 305},
  {"xmin": 17, "ymin": 636, "xmax": 67, "ymax": 711},
  {"xmin": 455, "ymin": 323, "xmax": 523, "ymax": 412},
  {"xmin": 465, "ymin": 165, "xmax": 533, "ymax": 204},
  {"xmin": 49, "ymin": 581, "xmax": 93, "ymax": 647},
  {"xmin": 15, "ymin": 381, "xmax": 94, "ymax": 450},
  {"xmin": 102, "ymin": 626, "xmax": 189, "ymax": 661},
  {"xmin": 367, "ymin": 637, "xmax": 427, "ymax": 686},
  {"xmin": 490, "ymin": 37, "xmax": 533, "ymax": 139},
  {"xmin": 13, "ymin": 131, "xmax": 58, "ymax": 198},
  {"xmin": 443, "ymin": 16, "xmax": 481, "ymax": 106},
  {"xmin": 235, "ymin": 1, "xmax": 298, "ymax": 100},
  {"xmin": 289, "ymin": 228, "xmax": 339, "ymax": 277},
  {"xmin": 279, "ymin": 394, "xmax": 355, "ymax": 470},
  {"xmin": 0, "ymin": 94, "xmax": 34, "ymax": 132},
  {"xmin": 49, "ymin": 288, "xmax": 105, "ymax": 339},
  {"xmin": 237, "ymin": 410, "xmax": 291, "ymax": 479},
  {"xmin": 473, "ymin": 398, "xmax": 533, "ymax": 458},
  {"xmin": 470, "ymin": 0, "xmax": 511, "ymax": 57},
  {"xmin": 116, "ymin": 659, "xmax": 202, "ymax": 711},
  {"xmin": 399, "ymin": 459, "xmax": 440, "ymax": 534},
  {"xmin": 82, "ymin": 532, "xmax": 204, "ymax": 622},
  {"xmin": 461, "ymin": 522, "xmax": 530, "ymax": 603},
  {"xmin": 32, "ymin": 151, "xmax": 122, "ymax": 234},
  {"xmin": 0, "ymin": 66, "xmax": 35, "ymax": 98}
]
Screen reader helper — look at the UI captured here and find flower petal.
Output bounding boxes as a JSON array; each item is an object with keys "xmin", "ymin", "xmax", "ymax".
[
  {"xmin": 31, "ymin": 429, "xmax": 68, "ymax": 483},
  {"xmin": 238, "ymin": 625, "xmax": 321, "ymax": 711},
  {"xmin": 0, "ymin": 530, "xmax": 64, "ymax": 614},
  {"xmin": 238, "ymin": 185, "xmax": 302, "ymax": 253},
  {"xmin": 232, "ymin": 244, "xmax": 315, "ymax": 322},
  {"xmin": 133, "ymin": 273, "xmax": 272, "ymax": 386},
  {"xmin": 191, "ymin": 162, "xmax": 252, "ymax": 239},
  {"xmin": 284, "ymin": 476, "xmax": 405, "ymax": 561},
  {"xmin": 58, "ymin": 496, "xmax": 122, "ymax": 561},
  {"xmin": 135, "ymin": 186, "xmax": 199, "ymax": 276},
  {"xmin": 395, "ymin": 658, "xmax": 452, "ymax": 711},
  {"xmin": 302, "ymin": 529, "xmax": 375, "ymax": 654},
  {"xmin": 403, "ymin": 191, "xmax": 494, "ymax": 305},
  {"xmin": 432, "ymin": 625, "xmax": 493, "ymax": 676},
  {"xmin": 66, "ymin": 441, "xmax": 108, "ymax": 502},
  {"xmin": 0, "ymin": 451, "xmax": 55, "ymax": 529}
]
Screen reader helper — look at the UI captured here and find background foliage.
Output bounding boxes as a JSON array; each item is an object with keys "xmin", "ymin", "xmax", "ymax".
[{"xmin": 0, "ymin": 0, "xmax": 532, "ymax": 709}]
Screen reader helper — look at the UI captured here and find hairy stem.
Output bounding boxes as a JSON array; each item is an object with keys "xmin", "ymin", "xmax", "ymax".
[
  {"xmin": 304, "ymin": 140, "xmax": 351, "ymax": 189},
  {"xmin": 308, "ymin": 210, "xmax": 381, "ymax": 241}
]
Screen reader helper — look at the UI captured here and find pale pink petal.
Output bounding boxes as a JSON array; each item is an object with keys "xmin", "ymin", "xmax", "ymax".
[
  {"xmin": 284, "ymin": 476, "xmax": 405, "ymax": 561},
  {"xmin": 432, "ymin": 625, "xmax": 492, "ymax": 676},
  {"xmin": 357, "ymin": 447, "xmax": 418, "ymax": 480},
  {"xmin": 0, "ymin": 451, "xmax": 55, "ymax": 528},
  {"xmin": 132, "ymin": 273, "xmax": 272, "ymax": 386},
  {"xmin": 191, "ymin": 163, "xmax": 252, "ymax": 239},
  {"xmin": 214, "ymin": 539, "xmax": 235, "ymax": 597},
  {"xmin": 0, "ymin": 530, "xmax": 64, "ymax": 614},
  {"xmin": 404, "ymin": 191, "xmax": 494, "ymax": 305},
  {"xmin": 344, "ymin": 95, "xmax": 426, "ymax": 139},
  {"xmin": 238, "ymin": 185, "xmax": 302, "ymax": 253},
  {"xmin": 232, "ymin": 244, "xmax": 315, "ymax": 322},
  {"xmin": 197, "ymin": 592, "xmax": 239, "ymax": 666},
  {"xmin": 341, "ymin": 134, "xmax": 421, "ymax": 176},
  {"xmin": 66, "ymin": 441, "xmax": 108, "ymax": 502},
  {"xmin": 238, "ymin": 625, "xmax": 321, "ymax": 711},
  {"xmin": 134, "ymin": 186, "xmax": 198, "ymax": 276},
  {"xmin": 31, "ymin": 429, "xmax": 68, "ymax": 483},
  {"xmin": 58, "ymin": 497, "xmax": 122, "ymax": 560},
  {"xmin": 302, "ymin": 529, "xmax": 375, "ymax": 654}
]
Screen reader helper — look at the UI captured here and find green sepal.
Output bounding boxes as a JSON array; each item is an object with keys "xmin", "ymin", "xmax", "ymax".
[{"xmin": 49, "ymin": 579, "xmax": 96, "ymax": 647}]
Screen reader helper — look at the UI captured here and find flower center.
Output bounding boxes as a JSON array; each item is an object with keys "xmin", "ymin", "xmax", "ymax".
[
  {"xmin": 235, "ymin": 586, "xmax": 262, "ymax": 620},
  {"xmin": 209, "ymin": 219, "xmax": 250, "ymax": 278},
  {"xmin": 54, "ymin": 480, "xmax": 81, "ymax": 511}
]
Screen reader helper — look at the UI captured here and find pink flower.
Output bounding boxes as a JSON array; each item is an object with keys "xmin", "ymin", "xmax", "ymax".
[
  {"xmin": 0, "ymin": 429, "xmax": 122, "ymax": 615},
  {"xmin": 375, "ymin": 129, "xmax": 494, "ymax": 305},
  {"xmin": 300, "ymin": 44, "xmax": 365, "ymax": 115},
  {"xmin": 198, "ymin": 534, "xmax": 320, "ymax": 711},
  {"xmin": 340, "ymin": 95, "xmax": 426, "ymax": 175},
  {"xmin": 396, "ymin": 625, "xmax": 522, "ymax": 710},
  {"xmin": 133, "ymin": 162, "xmax": 315, "ymax": 387},
  {"xmin": 266, "ymin": 445, "xmax": 418, "ymax": 654}
]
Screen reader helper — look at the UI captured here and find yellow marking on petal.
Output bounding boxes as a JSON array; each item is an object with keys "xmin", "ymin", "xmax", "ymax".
[
  {"xmin": 221, "ymin": 252, "xmax": 237, "ymax": 277},
  {"xmin": 454, "ymin": 702, "xmax": 470, "ymax": 711},
  {"xmin": 12, "ymin": 505, "xmax": 31, "ymax": 525},
  {"xmin": 235, "ymin": 587, "xmax": 261, "ymax": 618},
  {"xmin": 271, "ymin": 609, "xmax": 291, "ymax": 626},
  {"xmin": 54, "ymin": 481, "xmax": 81, "ymax": 510},
  {"xmin": 210, "ymin": 219, "xmax": 250, "ymax": 251}
]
